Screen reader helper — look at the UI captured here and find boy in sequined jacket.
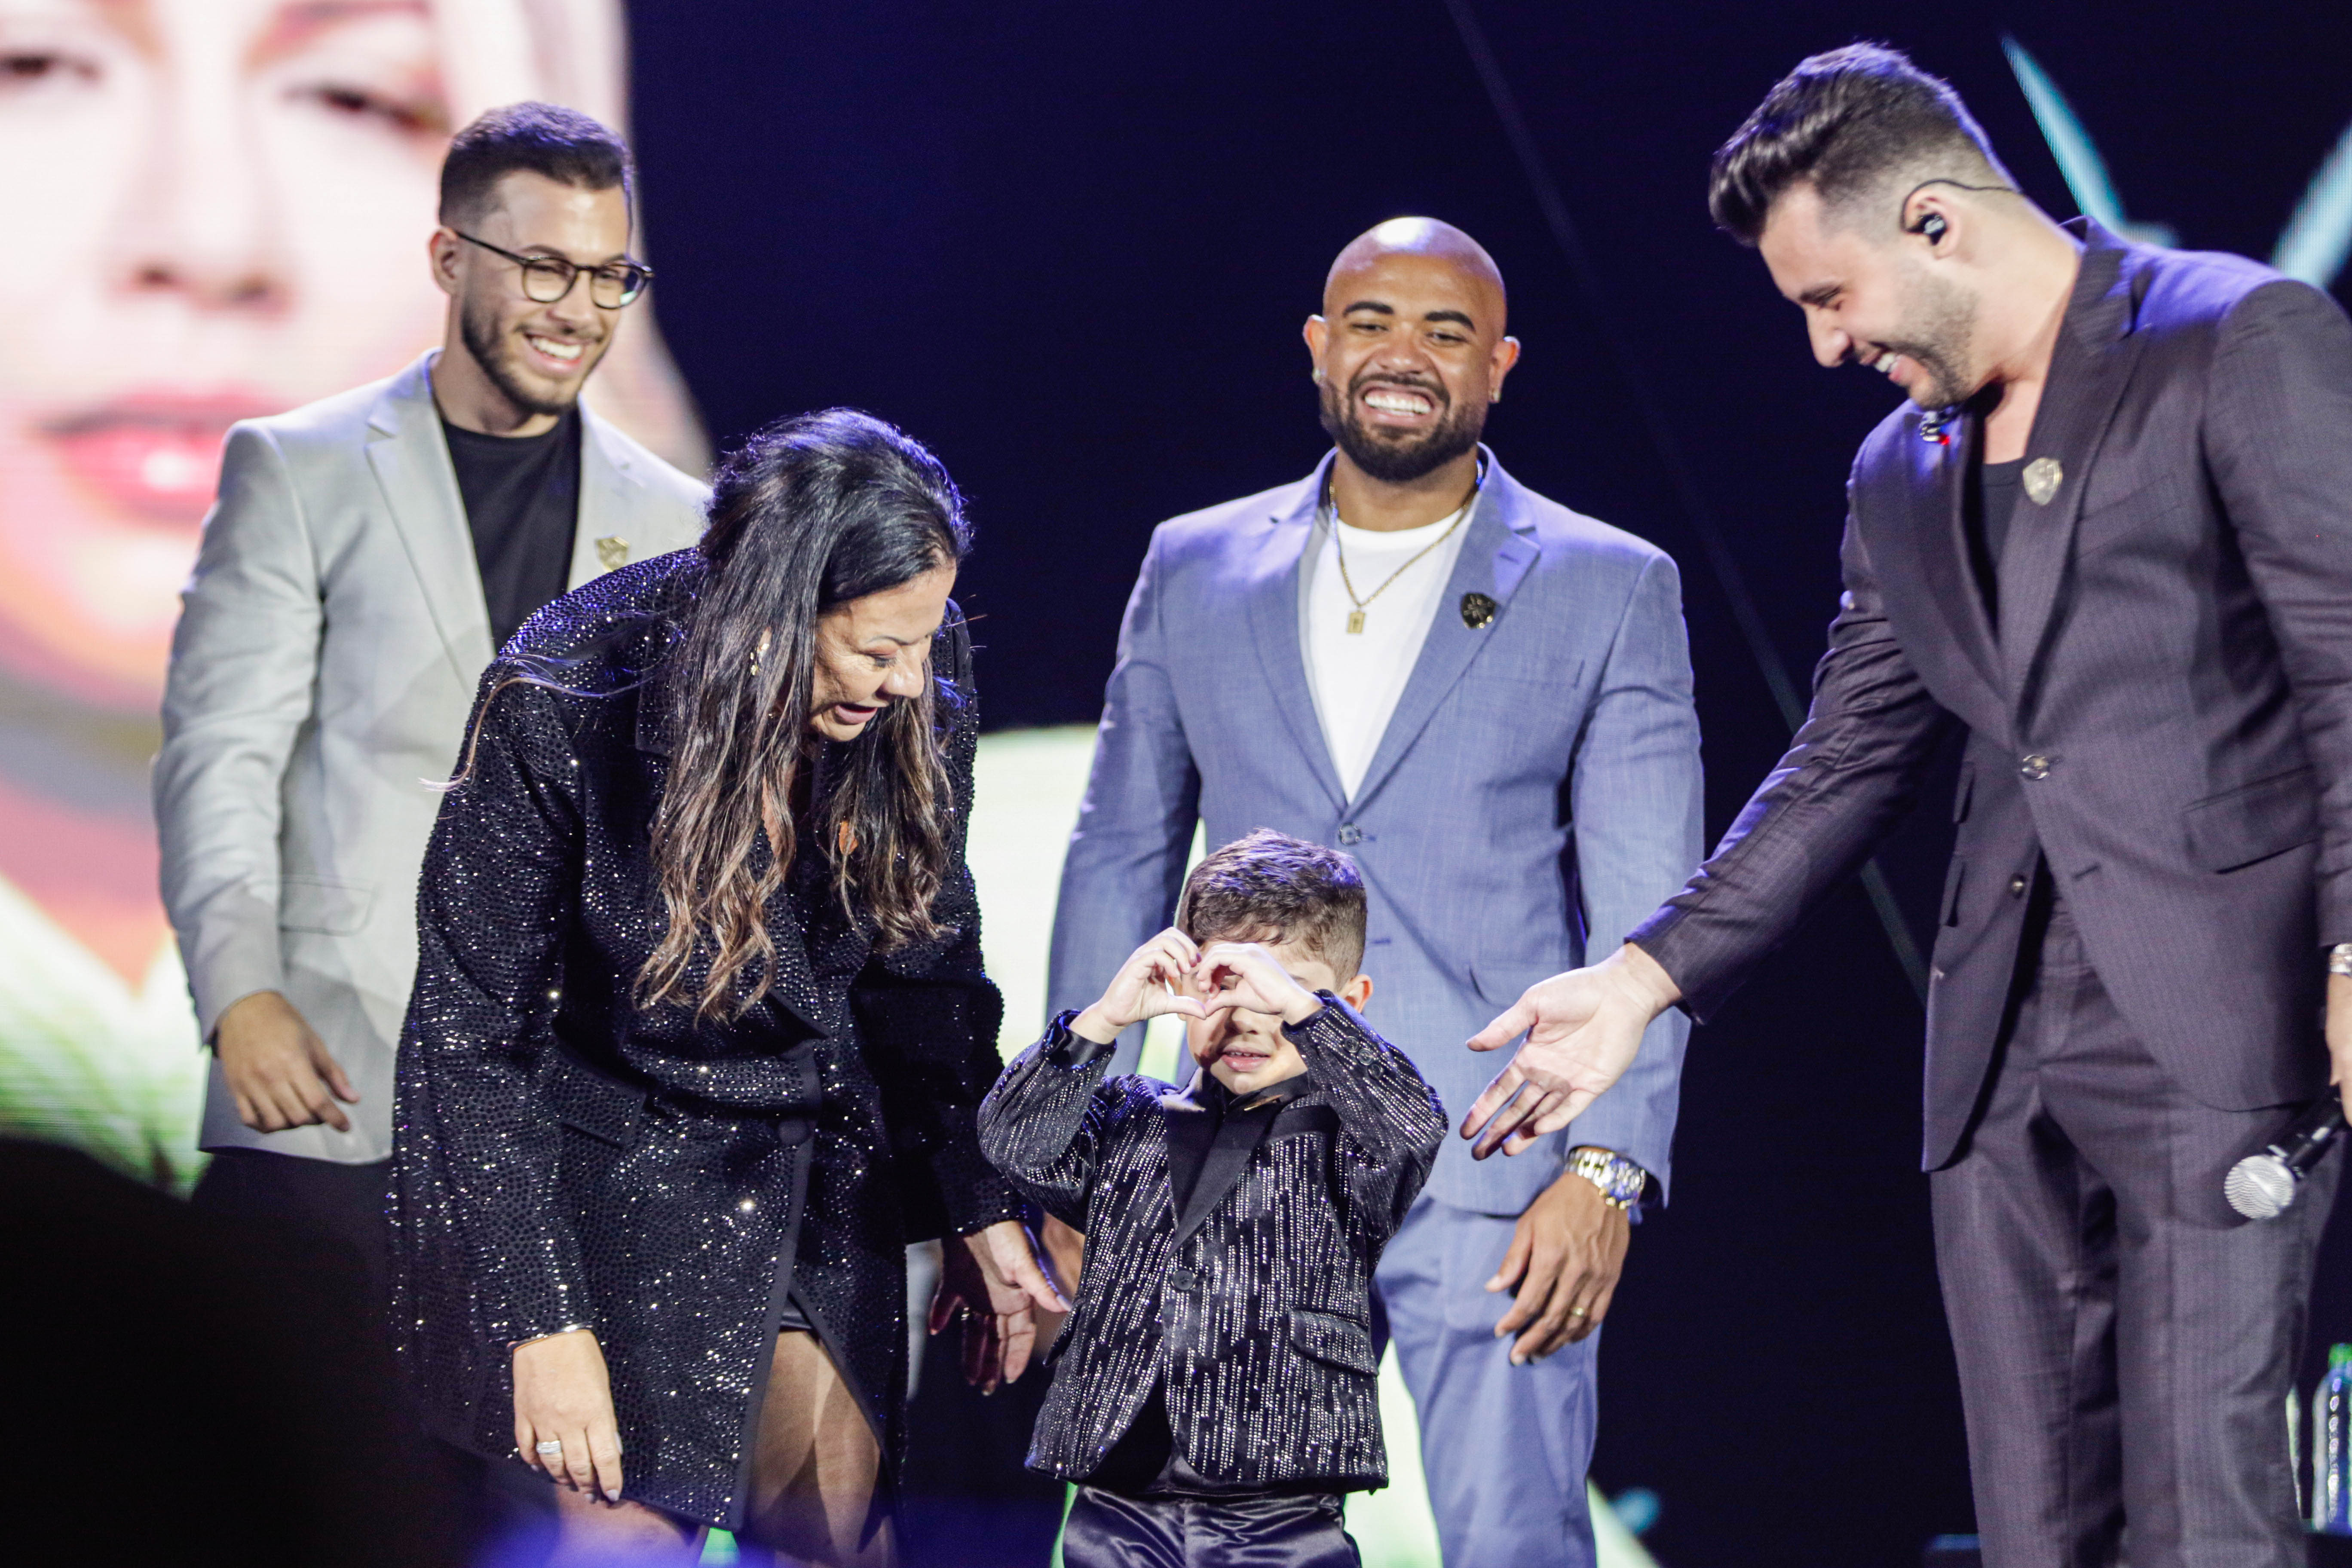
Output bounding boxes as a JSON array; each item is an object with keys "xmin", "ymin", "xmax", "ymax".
[{"xmin": 980, "ymin": 830, "xmax": 1445, "ymax": 1565}]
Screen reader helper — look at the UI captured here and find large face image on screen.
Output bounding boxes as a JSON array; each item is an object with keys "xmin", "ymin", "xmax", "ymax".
[{"xmin": 0, "ymin": 0, "xmax": 699, "ymax": 1187}]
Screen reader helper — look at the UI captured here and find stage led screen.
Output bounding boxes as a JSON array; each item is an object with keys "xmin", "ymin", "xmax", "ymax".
[{"xmin": 0, "ymin": 0, "xmax": 703, "ymax": 1189}]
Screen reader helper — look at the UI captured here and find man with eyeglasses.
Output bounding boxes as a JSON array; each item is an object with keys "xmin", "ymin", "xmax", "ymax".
[{"xmin": 156, "ymin": 103, "xmax": 706, "ymax": 1335}]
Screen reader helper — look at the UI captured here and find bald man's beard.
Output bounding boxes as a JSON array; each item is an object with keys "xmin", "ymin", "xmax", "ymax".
[{"xmin": 1319, "ymin": 372, "xmax": 1486, "ymax": 484}]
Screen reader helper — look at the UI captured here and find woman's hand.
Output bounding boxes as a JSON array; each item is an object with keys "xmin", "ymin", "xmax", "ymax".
[
  {"xmin": 1072, "ymin": 928, "xmax": 1209, "ymax": 1044},
  {"xmin": 513, "ymin": 1329, "xmax": 624, "ymax": 1502},
  {"xmin": 930, "ymin": 1220, "xmax": 1070, "ymax": 1393}
]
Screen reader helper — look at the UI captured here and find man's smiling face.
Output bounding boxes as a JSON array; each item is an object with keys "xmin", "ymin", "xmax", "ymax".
[
  {"xmin": 447, "ymin": 169, "xmax": 629, "ymax": 418},
  {"xmin": 1310, "ymin": 245, "xmax": 1512, "ymax": 483},
  {"xmin": 1759, "ymin": 181, "xmax": 1979, "ymax": 410}
]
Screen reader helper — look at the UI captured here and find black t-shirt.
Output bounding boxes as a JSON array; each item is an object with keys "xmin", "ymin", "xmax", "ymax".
[
  {"xmin": 442, "ymin": 408, "xmax": 581, "ymax": 650},
  {"xmin": 1964, "ymin": 449, "xmax": 2029, "ymax": 630}
]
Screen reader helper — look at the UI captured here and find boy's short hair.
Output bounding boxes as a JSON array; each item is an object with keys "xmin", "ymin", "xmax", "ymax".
[
  {"xmin": 1178, "ymin": 830, "xmax": 1367, "ymax": 978},
  {"xmin": 439, "ymin": 102, "xmax": 633, "ymax": 228}
]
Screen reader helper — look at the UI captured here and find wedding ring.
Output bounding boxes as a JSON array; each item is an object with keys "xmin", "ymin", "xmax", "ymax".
[
  {"xmin": 536, "ymin": 1439, "xmax": 564, "ymax": 1456},
  {"xmin": 1568, "ymin": 1306, "xmax": 1588, "ymax": 1318}
]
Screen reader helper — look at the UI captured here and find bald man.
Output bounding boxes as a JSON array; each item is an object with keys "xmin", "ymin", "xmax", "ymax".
[{"xmin": 1046, "ymin": 219, "xmax": 1702, "ymax": 1565}]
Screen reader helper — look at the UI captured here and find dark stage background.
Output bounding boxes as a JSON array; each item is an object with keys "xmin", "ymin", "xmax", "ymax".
[{"xmin": 620, "ymin": 5, "xmax": 2352, "ymax": 1563}]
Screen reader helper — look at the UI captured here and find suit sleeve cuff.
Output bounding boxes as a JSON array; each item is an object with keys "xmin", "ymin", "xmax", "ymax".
[
  {"xmin": 1042, "ymin": 1010, "xmax": 1119, "ymax": 1070},
  {"xmin": 187, "ymin": 931, "xmax": 289, "ymax": 1042}
]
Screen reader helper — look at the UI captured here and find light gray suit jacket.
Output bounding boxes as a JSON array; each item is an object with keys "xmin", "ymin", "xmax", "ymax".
[
  {"xmin": 1047, "ymin": 451, "xmax": 1703, "ymax": 1215},
  {"xmin": 156, "ymin": 351, "xmax": 708, "ymax": 1163}
]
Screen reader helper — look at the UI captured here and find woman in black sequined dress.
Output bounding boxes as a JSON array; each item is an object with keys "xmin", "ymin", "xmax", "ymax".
[{"xmin": 389, "ymin": 410, "xmax": 1064, "ymax": 1564}]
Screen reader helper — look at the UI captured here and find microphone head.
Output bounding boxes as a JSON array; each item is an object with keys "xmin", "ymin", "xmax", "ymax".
[{"xmin": 2226, "ymin": 1154, "xmax": 2300, "ymax": 1221}]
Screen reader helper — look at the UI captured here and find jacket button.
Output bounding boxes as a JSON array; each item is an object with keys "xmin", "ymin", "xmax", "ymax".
[
  {"xmin": 1165, "ymin": 1265, "xmax": 1199, "ymax": 1292},
  {"xmin": 2008, "ymin": 874, "xmax": 2029, "ymax": 898},
  {"xmin": 2019, "ymin": 754, "xmax": 2052, "ymax": 781},
  {"xmin": 1336, "ymin": 824, "xmax": 1364, "ymax": 846}
]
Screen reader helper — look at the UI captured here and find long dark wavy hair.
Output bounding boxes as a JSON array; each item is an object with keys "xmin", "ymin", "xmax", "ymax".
[{"xmin": 638, "ymin": 409, "xmax": 971, "ymax": 1020}]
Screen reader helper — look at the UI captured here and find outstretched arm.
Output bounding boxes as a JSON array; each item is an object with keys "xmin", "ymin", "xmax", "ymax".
[{"xmin": 1464, "ymin": 511, "xmax": 1956, "ymax": 1154}]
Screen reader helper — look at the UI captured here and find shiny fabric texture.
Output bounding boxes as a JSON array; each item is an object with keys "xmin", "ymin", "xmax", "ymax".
[
  {"xmin": 1060, "ymin": 1486, "xmax": 1361, "ymax": 1568},
  {"xmin": 388, "ymin": 554, "xmax": 1022, "ymax": 1528},
  {"xmin": 979, "ymin": 1001, "xmax": 1444, "ymax": 1491}
]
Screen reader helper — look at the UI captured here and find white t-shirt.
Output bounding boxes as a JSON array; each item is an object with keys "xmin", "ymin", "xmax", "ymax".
[{"xmin": 1302, "ymin": 503, "xmax": 1473, "ymax": 800}]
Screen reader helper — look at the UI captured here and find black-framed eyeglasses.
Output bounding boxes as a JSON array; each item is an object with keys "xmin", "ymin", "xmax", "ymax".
[{"xmin": 455, "ymin": 232, "xmax": 652, "ymax": 309}]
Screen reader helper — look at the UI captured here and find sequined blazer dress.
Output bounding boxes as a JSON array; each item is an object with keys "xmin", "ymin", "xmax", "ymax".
[
  {"xmin": 388, "ymin": 554, "xmax": 1023, "ymax": 1529},
  {"xmin": 978, "ymin": 1000, "xmax": 1445, "ymax": 1492}
]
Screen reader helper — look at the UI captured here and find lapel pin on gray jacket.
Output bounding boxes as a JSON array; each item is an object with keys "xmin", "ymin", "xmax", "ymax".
[
  {"xmin": 1460, "ymin": 591, "xmax": 1497, "ymax": 629},
  {"xmin": 2023, "ymin": 458, "xmax": 2064, "ymax": 506}
]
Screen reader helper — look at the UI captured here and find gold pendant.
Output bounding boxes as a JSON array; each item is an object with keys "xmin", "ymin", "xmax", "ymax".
[{"xmin": 1346, "ymin": 609, "xmax": 1366, "ymax": 634}]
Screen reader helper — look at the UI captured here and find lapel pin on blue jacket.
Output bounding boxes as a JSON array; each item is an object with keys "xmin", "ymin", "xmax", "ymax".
[{"xmin": 1459, "ymin": 591, "xmax": 1497, "ymax": 629}]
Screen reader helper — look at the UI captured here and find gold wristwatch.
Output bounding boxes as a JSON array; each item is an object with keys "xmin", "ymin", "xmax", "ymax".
[{"xmin": 1568, "ymin": 1146, "xmax": 1648, "ymax": 1210}]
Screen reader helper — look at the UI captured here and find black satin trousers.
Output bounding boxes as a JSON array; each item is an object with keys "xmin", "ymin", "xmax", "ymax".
[{"xmin": 1060, "ymin": 1486, "xmax": 1360, "ymax": 1568}]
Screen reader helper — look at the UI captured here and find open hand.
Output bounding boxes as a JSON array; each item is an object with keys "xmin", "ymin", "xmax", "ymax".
[
  {"xmin": 1461, "ymin": 944, "xmax": 1679, "ymax": 1159},
  {"xmin": 1194, "ymin": 941, "xmax": 1323, "ymax": 1025},
  {"xmin": 931, "ymin": 1220, "xmax": 1070, "ymax": 1393},
  {"xmin": 215, "ymin": 990, "xmax": 359, "ymax": 1133},
  {"xmin": 1072, "ymin": 929, "xmax": 1210, "ymax": 1044}
]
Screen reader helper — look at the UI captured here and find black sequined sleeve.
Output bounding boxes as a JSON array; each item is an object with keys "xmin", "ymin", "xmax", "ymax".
[
  {"xmin": 976, "ymin": 1014, "xmax": 1121, "ymax": 1229},
  {"xmin": 396, "ymin": 674, "xmax": 592, "ymax": 1347},
  {"xmin": 1285, "ymin": 999, "xmax": 1448, "ymax": 1241},
  {"xmin": 858, "ymin": 631, "xmax": 1029, "ymax": 1240}
]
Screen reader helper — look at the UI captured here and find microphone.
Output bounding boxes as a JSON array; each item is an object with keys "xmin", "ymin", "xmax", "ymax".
[{"xmin": 2226, "ymin": 1102, "xmax": 2347, "ymax": 1220}]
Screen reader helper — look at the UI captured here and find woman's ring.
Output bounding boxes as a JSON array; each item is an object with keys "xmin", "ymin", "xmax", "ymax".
[{"xmin": 536, "ymin": 1439, "xmax": 564, "ymax": 1456}]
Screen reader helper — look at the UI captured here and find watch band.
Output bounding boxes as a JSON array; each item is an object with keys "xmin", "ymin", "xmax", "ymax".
[{"xmin": 1568, "ymin": 1146, "xmax": 1647, "ymax": 1210}]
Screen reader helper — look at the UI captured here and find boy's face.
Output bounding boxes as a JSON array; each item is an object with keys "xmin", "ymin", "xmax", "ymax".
[{"xmin": 1184, "ymin": 932, "xmax": 1372, "ymax": 1096}]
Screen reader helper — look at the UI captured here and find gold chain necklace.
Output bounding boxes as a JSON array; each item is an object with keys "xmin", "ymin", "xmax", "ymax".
[{"xmin": 1333, "ymin": 506, "xmax": 1471, "ymax": 634}]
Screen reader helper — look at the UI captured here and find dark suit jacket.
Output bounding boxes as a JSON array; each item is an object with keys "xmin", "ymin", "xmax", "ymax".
[
  {"xmin": 1631, "ymin": 220, "xmax": 2352, "ymax": 1168},
  {"xmin": 977, "ymin": 1000, "xmax": 1445, "ymax": 1491}
]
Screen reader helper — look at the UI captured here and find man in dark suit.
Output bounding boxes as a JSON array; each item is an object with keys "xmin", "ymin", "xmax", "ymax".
[{"xmin": 1458, "ymin": 45, "xmax": 2352, "ymax": 1567}]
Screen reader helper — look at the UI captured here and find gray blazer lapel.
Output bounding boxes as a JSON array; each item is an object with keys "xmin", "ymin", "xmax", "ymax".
[
  {"xmin": 571, "ymin": 407, "xmax": 646, "ymax": 588},
  {"xmin": 367, "ymin": 353, "xmax": 495, "ymax": 680},
  {"xmin": 1998, "ymin": 224, "xmax": 2148, "ymax": 712},
  {"xmin": 1348, "ymin": 453, "xmax": 1537, "ymax": 810},
  {"xmin": 1244, "ymin": 469, "xmax": 1347, "ymax": 812}
]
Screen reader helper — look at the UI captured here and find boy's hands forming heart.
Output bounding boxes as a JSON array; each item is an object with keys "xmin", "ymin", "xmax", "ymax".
[
  {"xmin": 1194, "ymin": 942, "xmax": 1325, "ymax": 1026},
  {"xmin": 1072, "ymin": 928, "xmax": 1211, "ymax": 1044}
]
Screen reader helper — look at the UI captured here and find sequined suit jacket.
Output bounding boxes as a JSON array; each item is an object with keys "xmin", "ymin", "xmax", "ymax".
[
  {"xmin": 979, "ymin": 1001, "xmax": 1444, "ymax": 1491},
  {"xmin": 388, "ymin": 555, "xmax": 1023, "ymax": 1530}
]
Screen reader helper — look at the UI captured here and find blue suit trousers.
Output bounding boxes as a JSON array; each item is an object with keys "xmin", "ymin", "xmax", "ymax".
[{"xmin": 1376, "ymin": 1195, "xmax": 1600, "ymax": 1568}]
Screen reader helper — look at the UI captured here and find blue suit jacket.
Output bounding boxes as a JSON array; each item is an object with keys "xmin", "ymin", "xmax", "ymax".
[{"xmin": 1047, "ymin": 450, "xmax": 1703, "ymax": 1214}]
